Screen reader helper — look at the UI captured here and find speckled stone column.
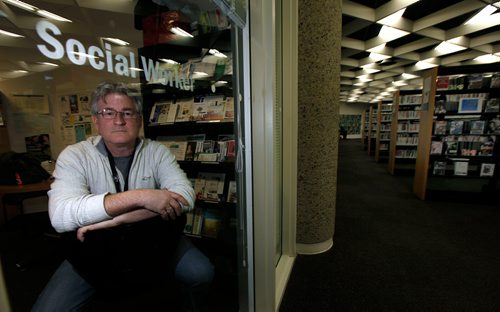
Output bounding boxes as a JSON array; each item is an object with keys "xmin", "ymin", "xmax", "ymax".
[{"xmin": 296, "ymin": 0, "xmax": 341, "ymax": 254}]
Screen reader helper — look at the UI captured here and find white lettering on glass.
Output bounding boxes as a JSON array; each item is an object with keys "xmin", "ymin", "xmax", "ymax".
[{"xmin": 35, "ymin": 20, "xmax": 192, "ymax": 89}]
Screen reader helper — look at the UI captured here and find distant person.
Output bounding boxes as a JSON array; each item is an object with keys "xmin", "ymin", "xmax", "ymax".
[
  {"xmin": 32, "ymin": 81, "xmax": 214, "ymax": 311},
  {"xmin": 339, "ymin": 126, "xmax": 347, "ymax": 139}
]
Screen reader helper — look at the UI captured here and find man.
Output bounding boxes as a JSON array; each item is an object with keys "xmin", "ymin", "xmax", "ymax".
[{"xmin": 32, "ymin": 81, "xmax": 213, "ymax": 311}]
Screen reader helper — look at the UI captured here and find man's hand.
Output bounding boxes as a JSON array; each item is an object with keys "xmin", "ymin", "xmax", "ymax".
[{"xmin": 140, "ymin": 189, "xmax": 188, "ymax": 220}]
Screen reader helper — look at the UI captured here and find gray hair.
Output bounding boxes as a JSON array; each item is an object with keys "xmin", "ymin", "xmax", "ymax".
[{"xmin": 90, "ymin": 81, "xmax": 143, "ymax": 115}]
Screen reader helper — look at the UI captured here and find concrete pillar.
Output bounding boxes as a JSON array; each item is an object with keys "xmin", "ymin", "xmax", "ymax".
[{"xmin": 296, "ymin": 0, "xmax": 341, "ymax": 254}]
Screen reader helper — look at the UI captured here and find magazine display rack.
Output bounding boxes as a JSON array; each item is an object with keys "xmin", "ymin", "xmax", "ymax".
[
  {"xmin": 413, "ymin": 66, "xmax": 500, "ymax": 200},
  {"xmin": 388, "ymin": 90, "xmax": 422, "ymax": 175}
]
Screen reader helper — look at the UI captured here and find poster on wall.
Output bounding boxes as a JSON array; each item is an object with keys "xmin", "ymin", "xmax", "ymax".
[
  {"xmin": 58, "ymin": 92, "xmax": 96, "ymax": 145},
  {"xmin": 25, "ymin": 134, "xmax": 52, "ymax": 161}
]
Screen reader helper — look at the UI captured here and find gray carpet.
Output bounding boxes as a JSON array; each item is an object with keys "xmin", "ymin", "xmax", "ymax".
[{"xmin": 280, "ymin": 139, "xmax": 500, "ymax": 312}]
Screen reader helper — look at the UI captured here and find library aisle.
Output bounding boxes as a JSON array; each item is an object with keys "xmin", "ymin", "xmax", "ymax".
[{"xmin": 280, "ymin": 139, "xmax": 500, "ymax": 311}]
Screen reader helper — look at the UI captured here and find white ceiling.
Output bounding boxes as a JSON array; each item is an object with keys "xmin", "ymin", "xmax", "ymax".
[{"xmin": 341, "ymin": 0, "xmax": 500, "ymax": 103}]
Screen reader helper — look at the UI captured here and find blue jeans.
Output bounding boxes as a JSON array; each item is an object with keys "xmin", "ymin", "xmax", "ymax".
[{"xmin": 31, "ymin": 236, "xmax": 214, "ymax": 312}]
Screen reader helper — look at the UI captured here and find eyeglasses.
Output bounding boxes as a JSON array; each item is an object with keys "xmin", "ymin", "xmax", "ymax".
[{"xmin": 97, "ymin": 108, "xmax": 140, "ymax": 119}]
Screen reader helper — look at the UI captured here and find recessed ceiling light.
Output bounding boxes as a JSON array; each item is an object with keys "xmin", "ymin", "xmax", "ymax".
[
  {"xmin": 473, "ymin": 54, "xmax": 500, "ymax": 63},
  {"xmin": 0, "ymin": 29, "xmax": 24, "ymax": 37},
  {"xmin": 38, "ymin": 62, "xmax": 58, "ymax": 66},
  {"xmin": 4, "ymin": 0, "xmax": 36, "ymax": 11},
  {"xmin": 102, "ymin": 37, "xmax": 129, "ymax": 46},
  {"xmin": 465, "ymin": 3, "xmax": 499, "ymax": 25},
  {"xmin": 415, "ymin": 60, "xmax": 438, "ymax": 70},
  {"xmin": 170, "ymin": 27, "xmax": 193, "ymax": 38},
  {"xmin": 378, "ymin": 25, "xmax": 409, "ymax": 41},
  {"xmin": 159, "ymin": 59, "xmax": 179, "ymax": 64},
  {"xmin": 435, "ymin": 41, "xmax": 466, "ymax": 55},
  {"xmin": 402, "ymin": 73, "xmax": 419, "ymax": 80},
  {"xmin": 209, "ymin": 49, "xmax": 227, "ymax": 58},
  {"xmin": 369, "ymin": 52, "xmax": 391, "ymax": 62},
  {"xmin": 37, "ymin": 10, "xmax": 72, "ymax": 22},
  {"xmin": 377, "ymin": 8, "xmax": 406, "ymax": 26}
]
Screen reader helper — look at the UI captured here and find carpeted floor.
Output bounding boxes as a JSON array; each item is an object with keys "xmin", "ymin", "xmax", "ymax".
[{"xmin": 280, "ymin": 139, "xmax": 500, "ymax": 312}]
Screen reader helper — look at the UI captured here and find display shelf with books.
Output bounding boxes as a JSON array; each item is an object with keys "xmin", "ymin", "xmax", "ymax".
[
  {"xmin": 375, "ymin": 100, "xmax": 393, "ymax": 163},
  {"xmin": 413, "ymin": 65, "xmax": 500, "ymax": 201},
  {"xmin": 367, "ymin": 104, "xmax": 378, "ymax": 156},
  {"xmin": 361, "ymin": 108, "xmax": 370, "ymax": 150},
  {"xmin": 137, "ymin": 25, "xmax": 238, "ymax": 293},
  {"xmin": 388, "ymin": 90, "xmax": 422, "ymax": 175}
]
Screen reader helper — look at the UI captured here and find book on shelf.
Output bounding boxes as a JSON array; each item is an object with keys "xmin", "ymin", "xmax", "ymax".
[
  {"xmin": 444, "ymin": 136, "xmax": 458, "ymax": 156},
  {"xmin": 204, "ymin": 95, "xmax": 226, "ymax": 120},
  {"xmin": 436, "ymin": 76, "xmax": 449, "ymax": 90},
  {"xmin": 201, "ymin": 209, "xmax": 223, "ymax": 238},
  {"xmin": 192, "ymin": 95, "xmax": 226, "ymax": 121},
  {"xmin": 484, "ymin": 98, "xmax": 500, "ymax": 113},
  {"xmin": 184, "ymin": 210, "xmax": 195, "ymax": 234},
  {"xmin": 490, "ymin": 73, "xmax": 500, "ymax": 88},
  {"xmin": 469, "ymin": 120, "xmax": 485, "ymax": 135},
  {"xmin": 451, "ymin": 159, "xmax": 469, "ymax": 176},
  {"xmin": 227, "ymin": 180, "xmax": 237, "ymax": 203},
  {"xmin": 430, "ymin": 141, "xmax": 443, "ymax": 155},
  {"xmin": 149, "ymin": 101, "xmax": 178, "ymax": 124},
  {"xmin": 434, "ymin": 120, "xmax": 447, "ymax": 135},
  {"xmin": 480, "ymin": 163, "xmax": 495, "ymax": 177},
  {"xmin": 466, "ymin": 74, "xmax": 485, "ymax": 89},
  {"xmin": 224, "ymin": 96, "xmax": 234, "ymax": 121},
  {"xmin": 159, "ymin": 140, "xmax": 188, "ymax": 161},
  {"xmin": 197, "ymin": 172, "xmax": 226, "ymax": 202},
  {"xmin": 449, "ymin": 120, "xmax": 464, "ymax": 135},
  {"xmin": 175, "ymin": 97, "xmax": 194, "ymax": 122},
  {"xmin": 448, "ymin": 76, "xmax": 466, "ymax": 90},
  {"xmin": 433, "ymin": 161, "xmax": 446, "ymax": 175},
  {"xmin": 184, "ymin": 141, "xmax": 199, "ymax": 161},
  {"xmin": 191, "ymin": 208, "xmax": 204, "ymax": 236},
  {"xmin": 485, "ymin": 119, "xmax": 500, "ymax": 134},
  {"xmin": 434, "ymin": 102, "xmax": 447, "ymax": 114},
  {"xmin": 479, "ymin": 136, "xmax": 496, "ymax": 156}
]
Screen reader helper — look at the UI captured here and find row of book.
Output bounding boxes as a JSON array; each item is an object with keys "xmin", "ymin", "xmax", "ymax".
[
  {"xmin": 158, "ymin": 134, "xmax": 235, "ymax": 162},
  {"xmin": 395, "ymin": 149, "xmax": 417, "ymax": 159},
  {"xmin": 430, "ymin": 135, "xmax": 495, "ymax": 157},
  {"xmin": 397, "ymin": 122, "xmax": 420, "ymax": 133},
  {"xmin": 436, "ymin": 73, "xmax": 500, "ymax": 91},
  {"xmin": 432, "ymin": 160, "xmax": 495, "ymax": 177},
  {"xmin": 396, "ymin": 134, "xmax": 418, "ymax": 146},
  {"xmin": 397, "ymin": 110, "xmax": 421, "ymax": 119},
  {"xmin": 399, "ymin": 94, "xmax": 422, "ymax": 105},
  {"xmin": 149, "ymin": 95, "xmax": 234, "ymax": 124},
  {"xmin": 184, "ymin": 208, "xmax": 227, "ymax": 238},
  {"xmin": 434, "ymin": 118, "xmax": 500, "ymax": 136},
  {"xmin": 189, "ymin": 172, "xmax": 237, "ymax": 204}
]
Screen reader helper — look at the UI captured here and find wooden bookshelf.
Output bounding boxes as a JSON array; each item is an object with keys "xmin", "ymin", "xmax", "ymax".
[
  {"xmin": 388, "ymin": 90, "xmax": 422, "ymax": 175},
  {"xmin": 375, "ymin": 100, "xmax": 393, "ymax": 163}
]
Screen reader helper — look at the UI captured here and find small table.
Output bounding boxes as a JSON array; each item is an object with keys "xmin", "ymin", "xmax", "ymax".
[{"xmin": 0, "ymin": 179, "xmax": 53, "ymax": 223}]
